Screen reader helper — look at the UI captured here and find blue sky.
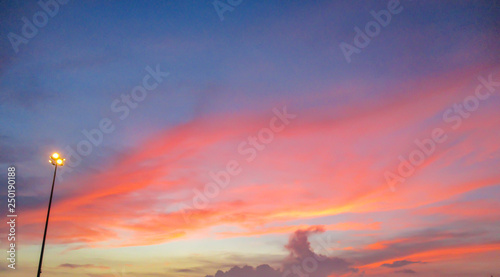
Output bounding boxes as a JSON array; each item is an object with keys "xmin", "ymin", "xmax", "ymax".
[{"xmin": 1, "ymin": 1, "xmax": 500, "ymax": 276}]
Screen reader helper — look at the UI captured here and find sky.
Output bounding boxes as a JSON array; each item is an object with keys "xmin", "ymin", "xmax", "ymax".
[{"xmin": 0, "ymin": 0, "xmax": 500, "ymax": 276}]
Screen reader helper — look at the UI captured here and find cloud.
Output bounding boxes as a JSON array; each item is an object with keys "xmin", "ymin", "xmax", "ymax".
[
  {"xmin": 205, "ymin": 227, "xmax": 357, "ymax": 277},
  {"xmin": 395, "ymin": 269, "xmax": 417, "ymax": 274},
  {"xmin": 0, "ymin": 71, "xmax": 58, "ymax": 110},
  {"xmin": 217, "ymin": 222, "xmax": 381, "ymax": 238},
  {"xmin": 208, "ymin": 265, "xmax": 281, "ymax": 277},
  {"xmin": 14, "ymin": 65, "xmax": 500, "ymax": 260},
  {"xmin": 381, "ymin": 260, "xmax": 421, "ymax": 268},
  {"xmin": 59, "ymin": 263, "xmax": 110, "ymax": 269}
]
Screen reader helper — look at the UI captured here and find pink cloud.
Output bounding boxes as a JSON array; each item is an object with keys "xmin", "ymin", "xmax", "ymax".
[{"xmin": 16, "ymin": 66, "xmax": 500, "ymax": 264}]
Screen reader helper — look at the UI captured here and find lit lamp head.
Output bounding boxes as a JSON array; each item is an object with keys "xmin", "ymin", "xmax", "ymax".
[{"xmin": 49, "ymin": 153, "xmax": 65, "ymax": 166}]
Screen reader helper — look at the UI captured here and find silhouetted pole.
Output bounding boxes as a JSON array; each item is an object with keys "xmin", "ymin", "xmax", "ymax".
[{"xmin": 38, "ymin": 153, "xmax": 65, "ymax": 277}]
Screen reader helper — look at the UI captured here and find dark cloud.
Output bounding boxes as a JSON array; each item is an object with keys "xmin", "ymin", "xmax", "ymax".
[
  {"xmin": 381, "ymin": 260, "xmax": 421, "ymax": 268},
  {"xmin": 395, "ymin": 269, "xmax": 417, "ymax": 274},
  {"xmin": 176, "ymin": 267, "xmax": 205, "ymax": 273},
  {"xmin": 205, "ymin": 226, "xmax": 357, "ymax": 277},
  {"xmin": 0, "ymin": 72, "xmax": 57, "ymax": 110},
  {"xmin": 59, "ymin": 263, "xmax": 109, "ymax": 269},
  {"xmin": 350, "ymin": 227, "xmax": 494, "ymax": 267},
  {"xmin": 208, "ymin": 265, "xmax": 281, "ymax": 277}
]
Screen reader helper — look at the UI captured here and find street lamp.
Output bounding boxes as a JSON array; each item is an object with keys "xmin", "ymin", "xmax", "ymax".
[{"xmin": 37, "ymin": 153, "xmax": 65, "ymax": 277}]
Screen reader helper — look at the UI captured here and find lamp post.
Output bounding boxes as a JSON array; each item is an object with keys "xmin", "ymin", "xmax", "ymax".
[{"xmin": 37, "ymin": 153, "xmax": 65, "ymax": 277}]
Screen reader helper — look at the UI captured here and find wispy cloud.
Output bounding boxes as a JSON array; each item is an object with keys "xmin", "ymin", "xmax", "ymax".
[
  {"xmin": 59, "ymin": 263, "xmax": 110, "ymax": 269},
  {"xmin": 381, "ymin": 260, "xmax": 421, "ymax": 268},
  {"xmin": 395, "ymin": 269, "xmax": 417, "ymax": 274}
]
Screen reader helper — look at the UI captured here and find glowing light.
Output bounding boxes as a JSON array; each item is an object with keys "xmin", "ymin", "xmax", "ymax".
[{"xmin": 49, "ymin": 153, "xmax": 64, "ymax": 166}]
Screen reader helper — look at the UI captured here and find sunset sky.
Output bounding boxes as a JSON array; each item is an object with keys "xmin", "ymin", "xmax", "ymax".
[{"xmin": 1, "ymin": 1, "xmax": 500, "ymax": 276}]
